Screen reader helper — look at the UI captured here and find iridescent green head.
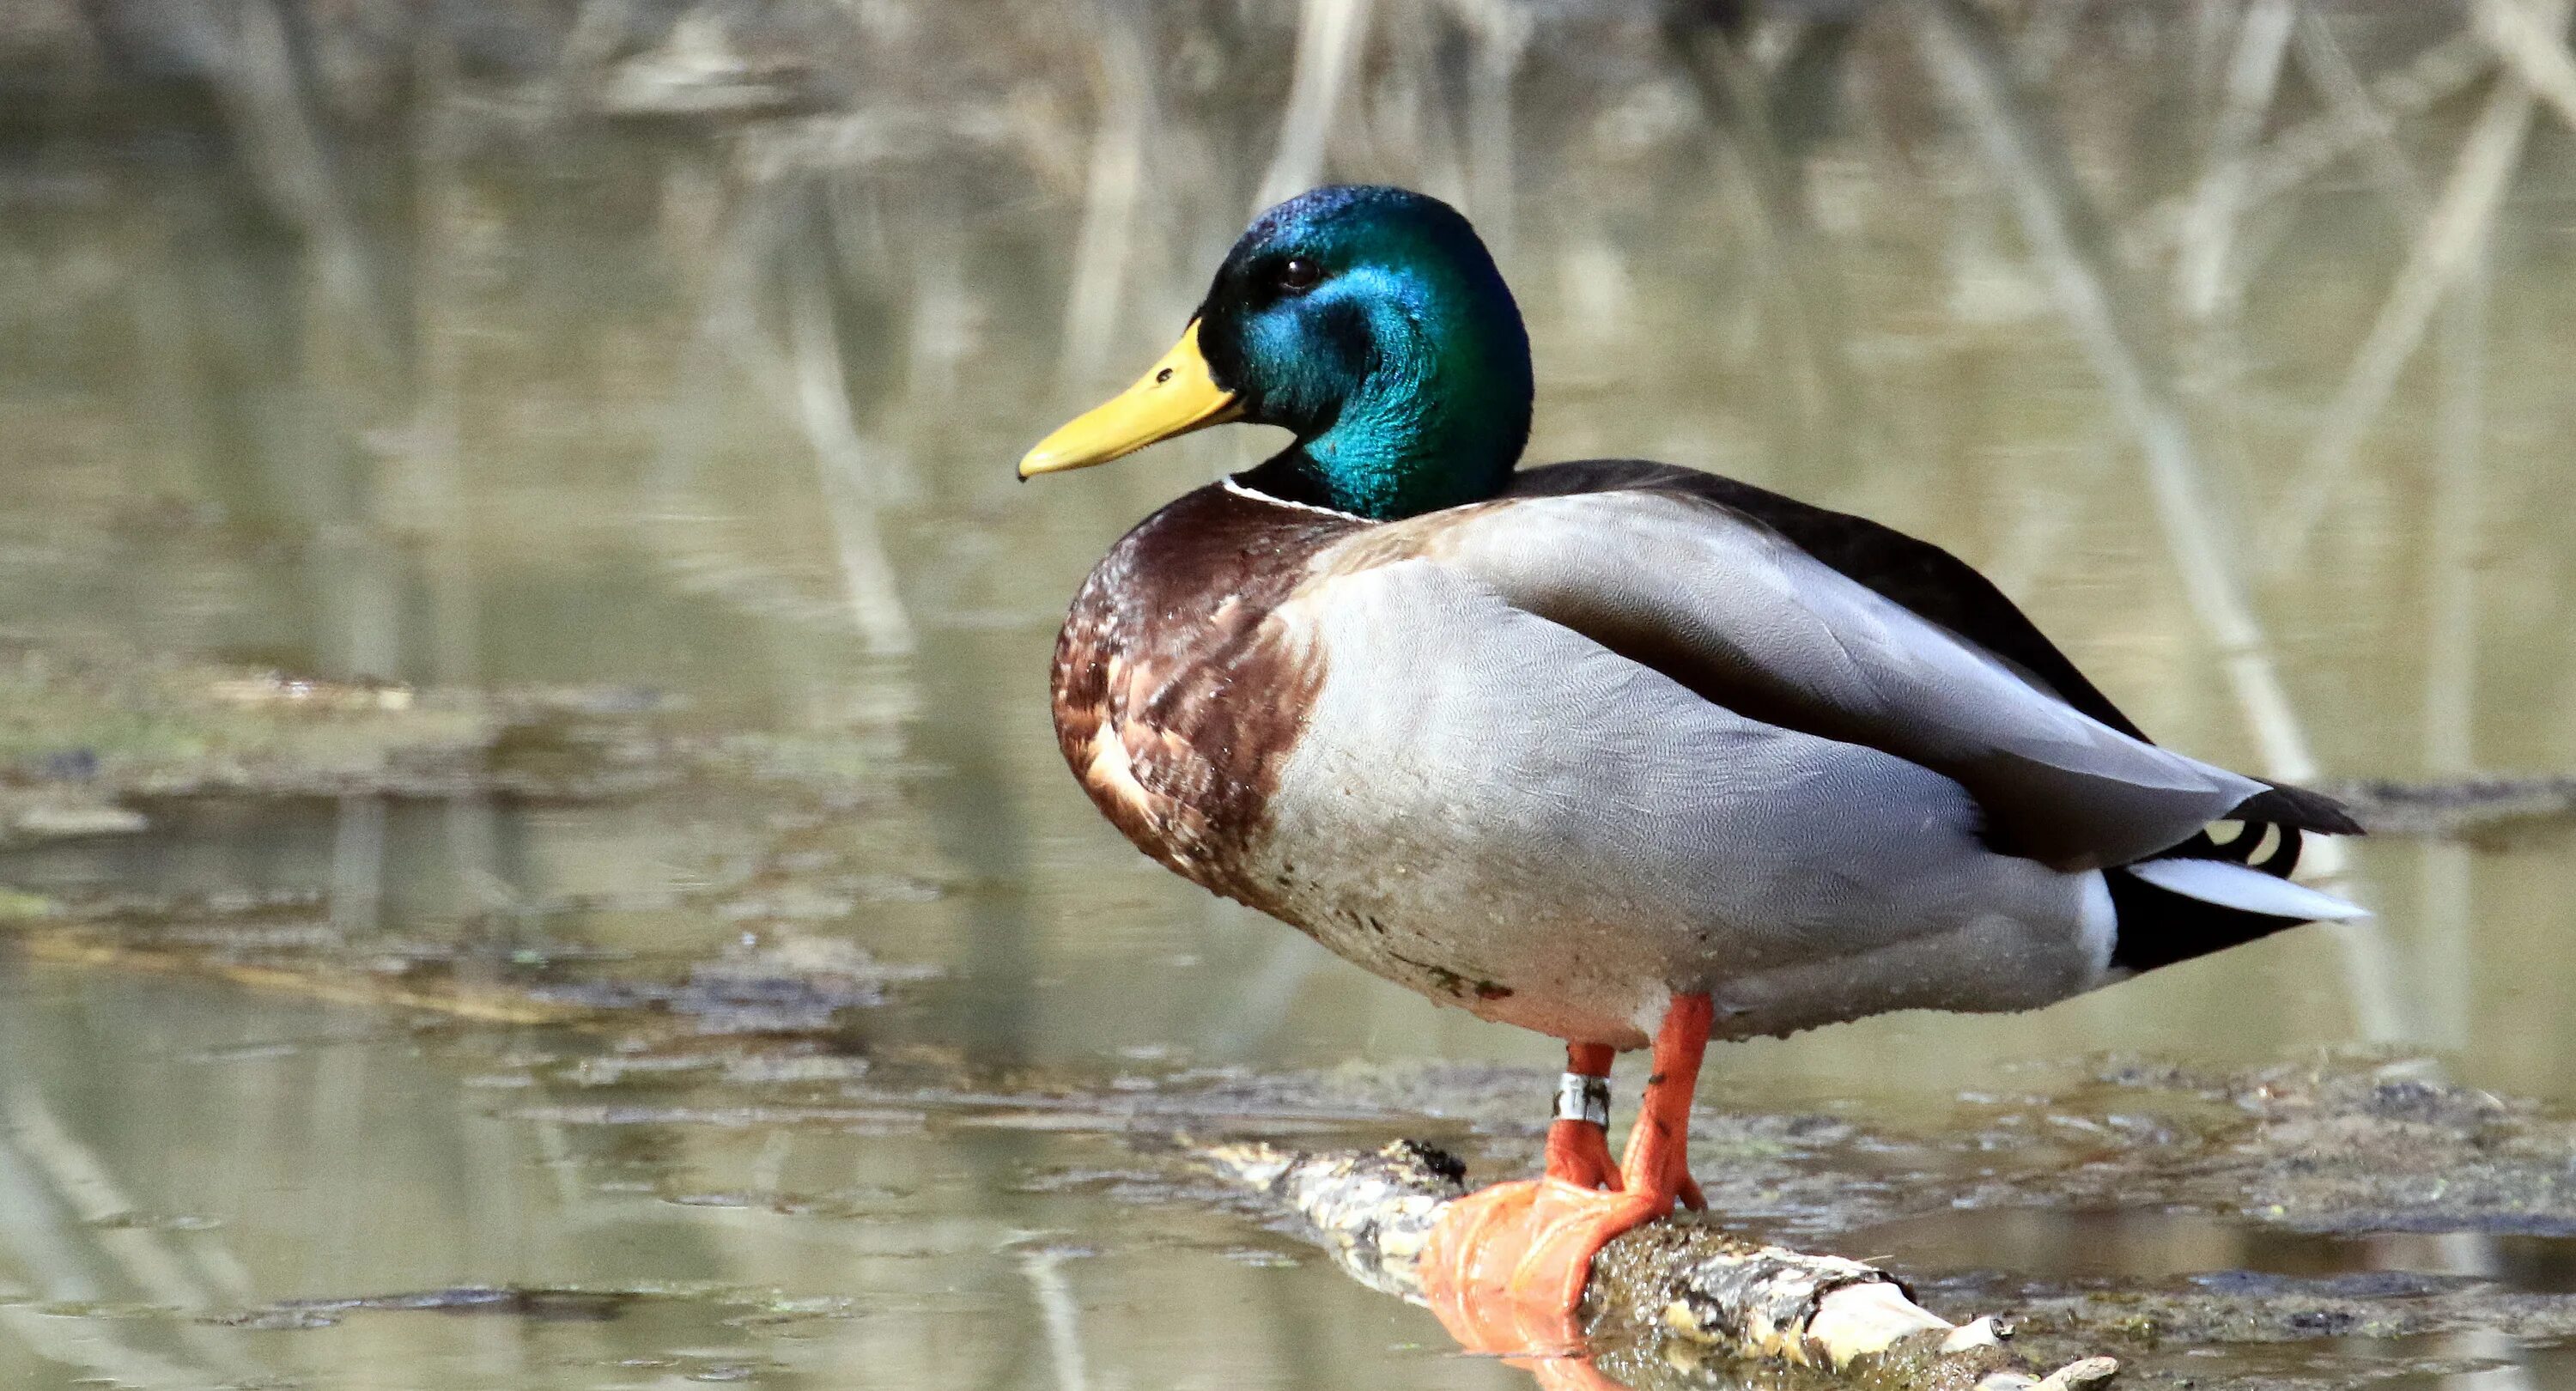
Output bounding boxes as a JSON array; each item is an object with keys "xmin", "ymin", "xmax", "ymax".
[{"xmin": 1019, "ymin": 186, "xmax": 1533, "ymax": 521}]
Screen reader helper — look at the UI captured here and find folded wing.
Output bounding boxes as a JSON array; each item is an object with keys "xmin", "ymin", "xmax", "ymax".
[{"xmin": 1392, "ymin": 487, "xmax": 2271, "ymax": 871}]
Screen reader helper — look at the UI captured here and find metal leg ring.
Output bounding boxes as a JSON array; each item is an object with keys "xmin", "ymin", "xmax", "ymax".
[{"xmin": 1553, "ymin": 1072, "xmax": 1610, "ymax": 1128}]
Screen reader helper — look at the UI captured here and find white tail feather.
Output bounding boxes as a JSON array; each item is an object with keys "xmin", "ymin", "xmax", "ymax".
[{"xmin": 2125, "ymin": 857, "xmax": 2370, "ymax": 921}]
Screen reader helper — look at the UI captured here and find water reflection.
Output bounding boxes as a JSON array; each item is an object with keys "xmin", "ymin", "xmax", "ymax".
[
  {"xmin": 3, "ymin": 0, "xmax": 2575, "ymax": 1388},
  {"xmin": 0, "ymin": 965, "xmax": 1536, "ymax": 1390}
]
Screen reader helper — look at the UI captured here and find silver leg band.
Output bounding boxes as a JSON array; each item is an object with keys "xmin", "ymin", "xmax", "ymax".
[{"xmin": 1554, "ymin": 1072, "xmax": 1610, "ymax": 1128}]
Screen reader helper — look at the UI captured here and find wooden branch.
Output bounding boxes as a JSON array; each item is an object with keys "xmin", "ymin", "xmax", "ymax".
[{"xmin": 1203, "ymin": 1139, "xmax": 2118, "ymax": 1391}]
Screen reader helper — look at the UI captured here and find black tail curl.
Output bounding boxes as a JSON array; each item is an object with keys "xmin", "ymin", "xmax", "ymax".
[
  {"xmin": 2105, "ymin": 780, "xmax": 2362, "ymax": 975},
  {"xmin": 2232, "ymin": 777, "xmax": 2366, "ymax": 838},
  {"xmin": 2166, "ymin": 817, "xmax": 2302, "ymax": 878}
]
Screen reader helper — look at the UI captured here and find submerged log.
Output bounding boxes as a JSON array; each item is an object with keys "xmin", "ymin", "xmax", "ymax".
[{"xmin": 1203, "ymin": 1139, "xmax": 2117, "ymax": 1391}]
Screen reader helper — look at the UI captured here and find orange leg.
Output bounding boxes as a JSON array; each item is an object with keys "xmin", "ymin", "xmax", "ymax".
[
  {"xmin": 1619, "ymin": 1010, "xmax": 1710, "ymax": 1212},
  {"xmin": 1542, "ymin": 1042, "xmax": 1619, "ymax": 1191},
  {"xmin": 1419, "ymin": 995, "xmax": 1715, "ymax": 1358}
]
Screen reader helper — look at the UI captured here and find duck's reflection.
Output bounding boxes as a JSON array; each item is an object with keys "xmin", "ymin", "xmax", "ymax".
[{"xmin": 1510, "ymin": 1352, "xmax": 1634, "ymax": 1391}]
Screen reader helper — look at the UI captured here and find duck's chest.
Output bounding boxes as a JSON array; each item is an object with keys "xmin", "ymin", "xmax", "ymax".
[{"xmin": 1049, "ymin": 484, "xmax": 1362, "ymax": 901}]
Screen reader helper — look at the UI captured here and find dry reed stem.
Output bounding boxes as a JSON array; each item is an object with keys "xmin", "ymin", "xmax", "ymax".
[
  {"xmin": 2266, "ymin": 0, "xmax": 2565, "ymax": 571},
  {"xmin": 2173, "ymin": 0, "xmax": 2296, "ymax": 321},
  {"xmin": 1256, "ymin": 0, "xmax": 1371, "ymax": 210},
  {"xmin": 1912, "ymin": 0, "xmax": 2406, "ymax": 1036},
  {"xmin": 2288, "ymin": 2, "xmax": 2432, "ymax": 224},
  {"xmin": 2122, "ymin": 29, "xmax": 2492, "ymax": 264}
]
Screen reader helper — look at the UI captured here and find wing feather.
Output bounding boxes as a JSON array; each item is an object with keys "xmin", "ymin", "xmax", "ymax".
[{"xmin": 1372, "ymin": 488, "xmax": 2266, "ymax": 870}]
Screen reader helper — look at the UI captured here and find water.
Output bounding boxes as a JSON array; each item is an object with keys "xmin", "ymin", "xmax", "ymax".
[
  {"xmin": 0, "ymin": 966, "xmax": 1489, "ymax": 1391},
  {"xmin": 3, "ymin": 2, "xmax": 2576, "ymax": 1386}
]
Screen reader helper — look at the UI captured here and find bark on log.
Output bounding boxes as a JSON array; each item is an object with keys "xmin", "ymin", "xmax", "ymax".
[{"xmin": 1203, "ymin": 1139, "xmax": 2118, "ymax": 1391}]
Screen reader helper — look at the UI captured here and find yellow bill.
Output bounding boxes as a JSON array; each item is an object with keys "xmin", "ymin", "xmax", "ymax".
[{"xmin": 1019, "ymin": 320, "xmax": 1242, "ymax": 478}]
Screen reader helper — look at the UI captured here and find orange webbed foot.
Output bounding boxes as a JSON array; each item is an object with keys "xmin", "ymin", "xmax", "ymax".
[
  {"xmin": 1418, "ymin": 999, "xmax": 1715, "ymax": 1359},
  {"xmin": 1419, "ymin": 1176, "xmax": 1669, "ymax": 1356}
]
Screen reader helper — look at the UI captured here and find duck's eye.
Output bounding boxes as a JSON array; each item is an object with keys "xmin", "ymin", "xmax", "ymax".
[{"xmin": 1275, "ymin": 257, "xmax": 1322, "ymax": 293}]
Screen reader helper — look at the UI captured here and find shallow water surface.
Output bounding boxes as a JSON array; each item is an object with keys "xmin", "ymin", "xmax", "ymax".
[{"xmin": 0, "ymin": 965, "xmax": 1504, "ymax": 1391}]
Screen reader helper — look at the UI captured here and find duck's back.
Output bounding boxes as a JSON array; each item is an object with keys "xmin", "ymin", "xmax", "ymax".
[
  {"xmin": 1503, "ymin": 462, "xmax": 2357, "ymax": 839},
  {"xmin": 1505, "ymin": 461, "xmax": 2144, "ymax": 732}
]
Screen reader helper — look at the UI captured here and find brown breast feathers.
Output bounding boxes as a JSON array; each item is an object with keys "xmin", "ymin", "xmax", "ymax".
[{"xmin": 1050, "ymin": 483, "xmax": 1364, "ymax": 902}]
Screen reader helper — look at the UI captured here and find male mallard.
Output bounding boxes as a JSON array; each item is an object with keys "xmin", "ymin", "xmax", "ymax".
[{"xmin": 1019, "ymin": 185, "xmax": 2363, "ymax": 1355}]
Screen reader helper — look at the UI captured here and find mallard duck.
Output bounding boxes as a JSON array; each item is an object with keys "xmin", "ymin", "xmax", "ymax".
[{"xmin": 1019, "ymin": 185, "xmax": 2364, "ymax": 1356}]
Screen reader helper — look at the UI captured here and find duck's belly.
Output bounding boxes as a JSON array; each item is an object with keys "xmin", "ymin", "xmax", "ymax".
[{"xmin": 1240, "ymin": 563, "xmax": 2115, "ymax": 1048}]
